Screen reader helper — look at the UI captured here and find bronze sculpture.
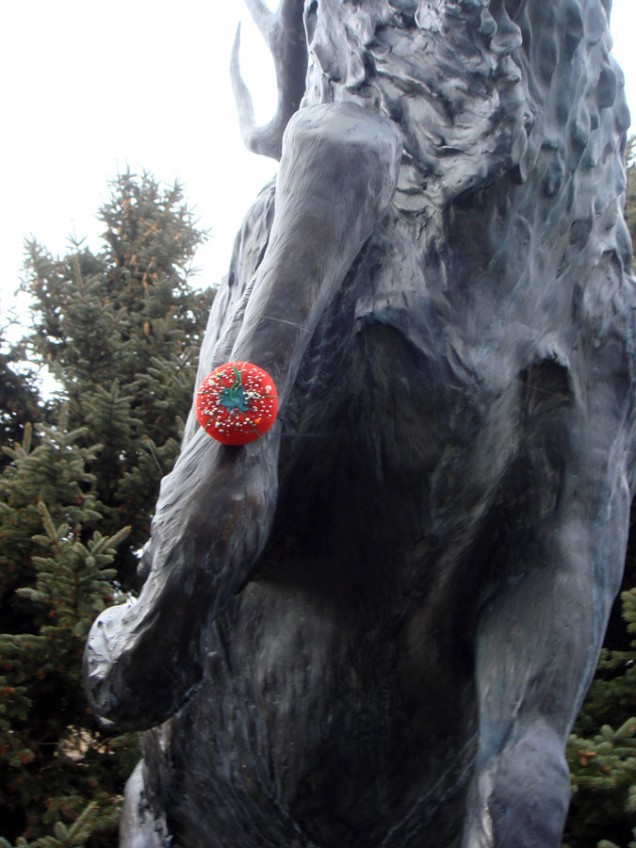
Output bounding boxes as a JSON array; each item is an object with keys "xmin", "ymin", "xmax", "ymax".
[{"xmin": 85, "ymin": 2, "xmax": 636, "ymax": 845}]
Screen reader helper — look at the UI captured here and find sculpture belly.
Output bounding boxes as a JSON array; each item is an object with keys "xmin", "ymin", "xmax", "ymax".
[
  {"xmin": 150, "ymin": 326, "xmax": 511, "ymax": 847},
  {"xmin": 155, "ymin": 356, "xmax": 502, "ymax": 848},
  {"xmin": 155, "ymin": 576, "xmax": 477, "ymax": 848}
]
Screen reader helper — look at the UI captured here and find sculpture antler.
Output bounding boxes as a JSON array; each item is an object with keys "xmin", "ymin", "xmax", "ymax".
[{"xmin": 231, "ymin": 0, "xmax": 308, "ymax": 161}]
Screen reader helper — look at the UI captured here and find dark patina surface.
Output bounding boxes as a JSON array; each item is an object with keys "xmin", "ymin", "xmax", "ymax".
[{"xmin": 85, "ymin": 2, "xmax": 636, "ymax": 846}]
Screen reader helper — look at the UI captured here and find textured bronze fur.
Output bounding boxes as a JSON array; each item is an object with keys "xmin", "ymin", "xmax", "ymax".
[{"xmin": 85, "ymin": 2, "xmax": 635, "ymax": 845}]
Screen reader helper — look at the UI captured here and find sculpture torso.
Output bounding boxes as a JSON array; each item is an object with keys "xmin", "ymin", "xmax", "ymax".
[
  {"xmin": 139, "ymin": 170, "xmax": 635, "ymax": 845},
  {"xmin": 86, "ymin": 3, "xmax": 636, "ymax": 846}
]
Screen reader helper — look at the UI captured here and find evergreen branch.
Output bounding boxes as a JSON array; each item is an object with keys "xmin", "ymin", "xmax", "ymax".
[{"xmin": 37, "ymin": 501, "xmax": 60, "ymax": 547}]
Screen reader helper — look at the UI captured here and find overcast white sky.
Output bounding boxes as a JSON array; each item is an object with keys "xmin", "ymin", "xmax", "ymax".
[
  {"xmin": 0, "ymin": 2, "xmax": 278, "ymax": 314},
  {"xmin": 1, "ymin": 0, "xmax": 635, "ymax": 322}
]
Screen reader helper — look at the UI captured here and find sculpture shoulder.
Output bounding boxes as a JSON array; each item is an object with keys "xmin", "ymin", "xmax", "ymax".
[
  {"xmin": 183, "ymin": 180, "xmax": 278, "ymax": 443},
  {"xmin": 227, "ymin": 179, "xmax": 278, "ymax": 293},
  {"xmin": 200, "ymin": 180, "xmax": 276, "ymax": 347}
]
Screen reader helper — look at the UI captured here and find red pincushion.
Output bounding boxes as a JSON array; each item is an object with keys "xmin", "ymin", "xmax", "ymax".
[{"xmin": 195, "ymin": 361, "xmax": 279, "ymax": 445}]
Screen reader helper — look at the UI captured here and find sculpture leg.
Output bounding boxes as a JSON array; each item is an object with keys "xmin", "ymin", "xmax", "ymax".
[
  {"xmin": 84, "ymin": 101, "xmax": 402, "ymax": 731},
  {"xmin": 462, "ymin": 472, "xmax": 630, "ymax": 847},
  {"xmin": 119, "ymin": 761, "xmax": 171, "ymax": 848}
]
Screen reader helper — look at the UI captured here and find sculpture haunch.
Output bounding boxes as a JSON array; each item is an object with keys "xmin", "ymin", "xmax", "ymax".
[{"xmin": 84, "ymin": 1, "xmax": 636, "ymax": 846}]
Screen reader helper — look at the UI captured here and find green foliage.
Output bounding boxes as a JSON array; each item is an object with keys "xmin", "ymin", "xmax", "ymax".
[
  {"xmin": 0, "ymin": 330, "xmax": 41, "ymax": 465},
  {"xmin": 563, "ymin": 588, "xmax": 636, "ymax": 848},
  {"xmin": 0, "ymin": 421, "xmax": 138, "ymax": 845},
  {"xmin": 0, "ymin": 172, "xmax": 211, "ymax": 845},
  {"xmin": 596, "ymin": 832, "xmax": 636, "ymax": 848},
  {"xmin": 21, "ymin": 172, "xmax": 211, "ymax": 582},
  {"xmin": 0, "ymin": 802, "xmax": 109, "ymax": 847},
  {"xmin": 0, "ymin": 419, "xmax": 102, "ymax": 626}
]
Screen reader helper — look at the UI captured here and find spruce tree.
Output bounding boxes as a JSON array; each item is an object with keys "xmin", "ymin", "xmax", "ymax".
[
  {"xmin": 563, "ymin": 589, "xmax": 636, "ymax": 847},
  {"xmin": 0, "ymin": 172, "xmax": 211, "ymax": 846},
  {"xmin": 22, "ymin": 171, "xmax": 211, "ymax": 585},
  {"xmin": 0, "ymin": 329, "xmax": 40, "ymax": 466},
  {"xmin": 0, "ymin": 419, "xmax": 136, "ymax": 846}
]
